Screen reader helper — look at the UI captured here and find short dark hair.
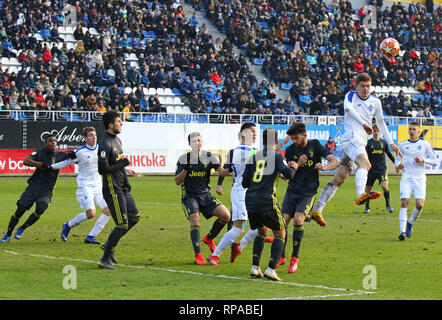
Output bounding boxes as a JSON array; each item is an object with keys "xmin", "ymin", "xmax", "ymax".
[
  {"xmin": 263, "ymin": 128, "xmax": 278, "ymax": 147},
  {"xmin": 188, "ymin": 132, "xmax": 201, "ymax": 143},
  {"xmin": 43, "ymin": 133, "xmax": 56, "ymax": 141},
  {"xmin": 286, "ymin": 122, "xmax": 306, "ymax": 136},
  {"xmin": 102, "ymin": 110, "xmax": 120, "ymax": 130},
  {"xmin": 83, "ymin": 126, "xmax": 96, "ymax": 137},
  {"xmin": 240, "ymin": 122, "xmax": 256, "ymax": 132},
  {"xmin": 355, "ymin": 73, "xmax": 372, "ymax": 85},
  {"xmin": 409, "ymin": 121, "xmax": 420, "ymax": 127}
]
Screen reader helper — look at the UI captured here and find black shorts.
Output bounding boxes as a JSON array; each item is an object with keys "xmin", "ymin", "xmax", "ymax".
[
  {"xmin": 247, "ymin": 203, "xmax": 286, "ymax": 231},
  {"xmin": 282, "ymin": 192, "xmax": 316, "ymax": 217},
  {"xmin": 366, "ymin": 171, "xmax": 388, "ymax": 187},
  {"xmin": 17, "ymin": 187, "xmax": 52, "ymax": 210},
  {"xmin": 104, "ymin": 191, "xmax": 139, "ymax": 228},
  {"xmin": 181, "ymin": 193, "xmax": 222, "ymax": 220}
]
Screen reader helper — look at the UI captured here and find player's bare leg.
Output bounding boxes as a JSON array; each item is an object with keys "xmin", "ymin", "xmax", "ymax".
[{"xmin": 312, "ymin": 164, "xmax": 351, "ymax": 226}]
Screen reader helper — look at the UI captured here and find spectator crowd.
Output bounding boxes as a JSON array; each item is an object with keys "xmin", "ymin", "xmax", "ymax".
[{"xmin": 0, "ymin": 0, "xmax": 440, "ymax": 120}]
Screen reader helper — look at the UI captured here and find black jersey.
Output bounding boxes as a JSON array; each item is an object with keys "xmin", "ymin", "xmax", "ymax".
[
  {"xmin": 97, "ymin": 132, "xmax": 130, "ymax": 194},
  {"xmin": 27, "ymin": 148, "xmax": 70, "ymax": 194},
  {"xmin": 284, "ymin": 139, "xmax": 331, "ymax": 197},
  {"xmin": 366, "ymin": 138, "xmax": 395, "ymax": 173},
  {"xmin": 176, "ymin": 151, "xmax": 221, "ymax": 198},
  {"xmin": 242, "ymin": 148, "xmax": 295, "ymax": 211}
]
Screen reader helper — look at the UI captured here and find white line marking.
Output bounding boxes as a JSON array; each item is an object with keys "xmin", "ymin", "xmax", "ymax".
[
  {"xmin": 331, "ymin": 213, "xmax": 441, "ymax": 223},
  {"xmin": 3, "ymin": 249, "xmax": 375, "ymax": 298},
  {"xmin": 260, "ymin": 291, "xmax": 375, "ymax": 300}
]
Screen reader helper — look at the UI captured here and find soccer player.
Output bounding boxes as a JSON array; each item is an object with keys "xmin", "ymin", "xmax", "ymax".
[
  {"xmin": 207, "ymin": 123, "xmax": 259, "ymax": 266},
  {"xmin": 364, "ymin": 124, "xmax": 396, "ymax": 214},
  {"xmin": 242, "ymin": 128, "xmax": 297, "ymax": 281},
  {"xmin": 175, "ymin": 132, "xmax": 231, "ymax": 265},
  {"xmin": 97, "ymin": 110, "xmax": 140, "ymax": 269},
  {"xmin": 50, "ymin": 127, "xmax": 115, "ymax": 244},
  {"xmin": 1, "ymin": 135, "xmax": 76, "ymax": 242},
  {"xmin": 279, "ymin": 122, "xmax": 339, "ymax": 273},
  {"xmin": 395, "ymin": 122, "xmax": 437, "ymax": 241},
  {"xmin": 309, "ymin": 73, "xmax": 402, "ymax": 226}
]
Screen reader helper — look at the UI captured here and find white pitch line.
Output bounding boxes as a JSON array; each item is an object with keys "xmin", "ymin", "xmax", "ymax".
[
  {"xmin": 260, "ymin": 291, "xmax": 375, "ymax": 300},
  {"xmin": 331, "ymin": 213, "xmax": 441, "ymax": 223},
  {"xmin": 3, "ymin": 249, "xmax": 374, "ymax": 298}
]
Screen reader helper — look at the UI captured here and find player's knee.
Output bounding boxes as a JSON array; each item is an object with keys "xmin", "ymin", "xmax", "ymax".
[
  {"xmin": 294, "ymin": 214, "xmax": 305, "ymax": 226},
  {"xmin": 14, "ymin": 205, "xmax": 28, "ymax": 218},
  {"xmin": 35, "ymin": 201, "xmax": 49, "ymax": 215},
  {"xmin": 401, "ymin": 199, "xmax": 409, "ymax": 207},
  {"xmin": 86, "ymin": 209, "xmax": 96, "ymax": 219}
]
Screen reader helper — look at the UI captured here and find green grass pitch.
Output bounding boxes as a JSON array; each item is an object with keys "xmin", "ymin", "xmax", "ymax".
[{"xmin": 0, "ymin": 175, "xmax": 441, "ymax": 300}]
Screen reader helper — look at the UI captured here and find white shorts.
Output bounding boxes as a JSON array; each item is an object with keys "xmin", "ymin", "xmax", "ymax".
[
  {"xmin": 400, "ymin": 178, "xmax": 426, "ymax": 200},
  {"xmin": 231, "ymin": 187, "xmax": 248, "ymax": 222},
  {"xmin": 342, "ymin": 135, "xmax": 367, "ymax": 163},
  {"xmin": 76, "ymin": 186, "xmax": 108, "ymax": 211}
]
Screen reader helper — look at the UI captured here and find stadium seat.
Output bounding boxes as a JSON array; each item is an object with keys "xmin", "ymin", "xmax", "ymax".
[
  {"xmin": 164, "ymin": 88, "xmax": 173, "ymax": 95},
  {"xmin": 183, "ymin": 106, "xmax": 192, "ymax": 114},
  {"xmin": 165, "ymin": 97, "xmax": 174, "ymax": 105},
  {"xmin": 124, "ymin": 87, "xmax": 132, "ymax": 95},
  {"xmin": 148, "ymin": 88, "xmax": 156, "ymax": 95},
  {"xmin": 157, "ymin": 88, "xmax": 165, "ymax": 95},
  {"xmin": 166, "ymin": 106, "xmax": 175, "ymax": 113},
  {"xmin": 173, "ymin": 97, "xmax": 183, "ymax": 105},
  {"xmin": 174, "ymin": 106, "xmax": 183, "ymax": 113},
  {"xmin": 253, "ymin": 58, "xmax": 264, "ymax": 65}
]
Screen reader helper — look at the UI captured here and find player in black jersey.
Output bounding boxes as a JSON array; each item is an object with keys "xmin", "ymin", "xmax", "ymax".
[
  {"xmin": 364, "ymin": 124, "xmax": 396, "ymax": 214},
  {"xmin": 1, "ymin": 134, "xmax": 76, "ymax": 242},
  {"xmin": 242, "ymin": 128, "xmax": 297, "ymax": 281},
  {"xmin": 175, "ymin": 132, "xmax": 231, "ymax": 265},
  {"xmin": 278, "ymin": 123, "xmax": 339, "ymax": 273},
  {"xmin": 97, "ymin": 110, "xmax": 140, "ymax": 269}
]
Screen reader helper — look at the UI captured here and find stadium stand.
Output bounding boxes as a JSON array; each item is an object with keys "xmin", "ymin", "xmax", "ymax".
[{"xmin": 0, "ymin": 0, "xmax": 440, "ymax": 121}]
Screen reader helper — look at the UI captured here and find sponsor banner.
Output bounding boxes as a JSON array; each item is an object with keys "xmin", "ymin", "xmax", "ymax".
[
  {"xmin": 398, "ymin": 125, "xmax": 442, "ymax": 149},
  {"xmin": 26, "ymin": 122, "xmax": 105, "ymax": 150},
  {"xmin": 0, "ymin": 121, "xmax": 23, "ymax": 149},
  {"xmin": 261, "ymin": 124, "xmax": 398, "ymax": 151},
  {"xmin": 119, "ymin": 122, "xmax": 244, "ymax": 151},
  {"xmin": 0, "ymin": 149, "xmax": 75, "ymax": 174}
]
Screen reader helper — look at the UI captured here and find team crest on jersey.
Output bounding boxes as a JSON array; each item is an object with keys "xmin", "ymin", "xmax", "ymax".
[
  {"xmin": 368, "ymin": 105, "xmax": 374, "ymax": 112},
  {"xmin": 418, "ymin": 145, "xmax": 422, "ymax": 150},
  {"xmin": 309, "ymin": 149, "xmax": 314, "ymax": 158},
  {"xmin": 100, "ymin": 151, "xmax": 106, "ymax": 158}
]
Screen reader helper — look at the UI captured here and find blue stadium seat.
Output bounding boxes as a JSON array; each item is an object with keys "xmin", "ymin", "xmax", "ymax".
[{"xmin": 253, "ymin": 58, "xmax": 264, "ymax": 65}]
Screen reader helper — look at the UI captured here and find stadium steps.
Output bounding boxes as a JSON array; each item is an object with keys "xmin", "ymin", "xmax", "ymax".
[{"xmin": 181, "ymin": 2, "xmax": 289, "ymax": 103}]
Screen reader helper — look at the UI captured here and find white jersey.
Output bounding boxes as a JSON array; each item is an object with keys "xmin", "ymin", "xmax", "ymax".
[
  {"xmin": 52, "ymin": 144, "xmax": 102, "ymax": 188},
  {"xmin": 228, "ymin": 144, "xmax": 256, "ymax": 190},
  {"xmin": 395, "ymin": 139, "xmax": 437, "ymax": 180},
  {"xmin": 342, "ymin": 91, "xmax": 393, "ymax": 146}
]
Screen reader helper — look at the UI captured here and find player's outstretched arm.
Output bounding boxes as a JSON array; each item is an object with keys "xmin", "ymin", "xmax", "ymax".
[
  {"xmin": 23, "ymin": 155, "xmax": 46, "ymax": 169},
  {"xmin": 51, "ymin": 158, "xmax": 76, "ymax": 170}
]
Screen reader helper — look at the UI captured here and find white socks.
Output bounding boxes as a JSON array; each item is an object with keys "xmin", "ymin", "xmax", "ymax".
[
  {"xmin": 68, "ymin": 212, "xmax": 88, "ymax": 228},
  {"xmin": 313, "ymin": 183, "xmax": 338, "ymax": 212},
  {"xmin": 88, "ymin": 213, "xmax": 110, "ymax": 237},
  {"xmin": 355, "ymin": 168, "xmax": 368, "ymax": 197},
  {"xmin": 213, "ymin": 226, "xmax": 243, "ymax": 257},
  {"xmin": 399, "ymin": 208, "xmax": 408, "ymax": 233},
  {"xmin": 239, "ymin": 228, "xmax": 258, "ymax": 251},
  {"xmin": 409, "ymin": 208, "xmax": 422, "ymax": 224}
]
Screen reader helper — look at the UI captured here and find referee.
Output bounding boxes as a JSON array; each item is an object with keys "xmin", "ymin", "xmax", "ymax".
[
  {"xmin": 97, "ymin": 110, "xmax": 140, "ymax": 269},
  {"xmin": 1, "ymin": 134, "xmax": 76, "ymax": 242}
]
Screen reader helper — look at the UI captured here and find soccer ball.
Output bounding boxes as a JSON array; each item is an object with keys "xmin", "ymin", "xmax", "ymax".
[{"xmin": 380, "ymin": 38, "xmax": 400, "ymax": 58}]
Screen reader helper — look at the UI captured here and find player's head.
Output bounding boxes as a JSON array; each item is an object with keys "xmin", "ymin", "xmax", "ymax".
[
  {"xmin": 408, "ymin": 122, "xmax": 421, "ymax": 140},
  {"xmin": 355, "ymin": 73, "xmax": 372, "ymax": 99},
  {"xmin": 83, "ymin": 127, "xmax": 97, "ymax": 146},
  {"xmin": 239, "ymin": 122, "xmax": 256, "ymax": 145},
  {"xmin": 372, "ymin": 124, "xmax": 380, "ymax": 139},
  {"xmin": 188, "ymin": 132, "xmax": 202, "ymax": 153},
  {"xmin": 102, "ymin": 110, "xmax": 122, "ymax": 134},
  {"xmin": 263, "ymin": 128, "xmax": 278, "ymax": 149},
  {"xmin": 43, "ymin": 134, "xmax": 57, "ymax": 152},
  {"xmin": 286, "ymin": 122, "xmax": 307, "ymax": 147}
]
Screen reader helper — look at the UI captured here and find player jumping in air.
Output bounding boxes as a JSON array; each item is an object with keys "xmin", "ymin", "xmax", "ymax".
[{"xmin": 308, "ymin": 73, "xmax": 402, "ymax": 226}]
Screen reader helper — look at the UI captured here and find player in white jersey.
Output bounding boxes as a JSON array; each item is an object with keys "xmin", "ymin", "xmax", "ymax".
[
  {"xmin": 308, "ymin": 73, "xmax": 402, "ymax": 226},
  {"xmin": 207, "ymin": 123, "xmax": 258, "ymax": 265},
  {"xmin": 394, "ymin": 122, "xmax": 437, "ymax": 240},
  {"xmin": 50, "ymin": 127, "xmax": 111, "ymax": 244}
]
